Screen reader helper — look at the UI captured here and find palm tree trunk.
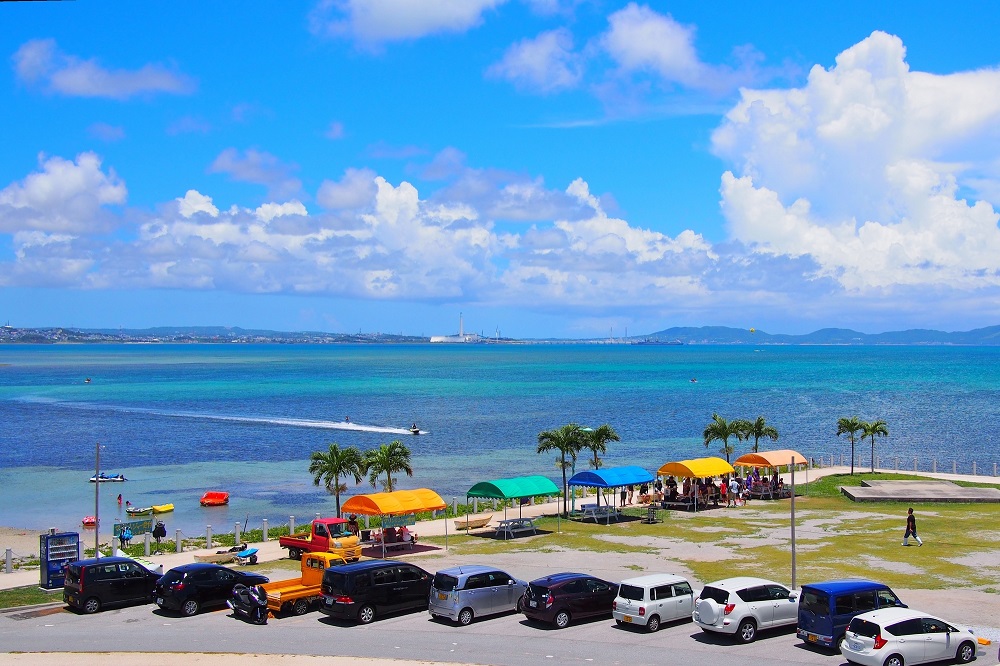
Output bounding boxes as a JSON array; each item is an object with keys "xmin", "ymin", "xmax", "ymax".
[{"xmin": 561, "ymin": 454, "xmax": 568, "ymax": 517}]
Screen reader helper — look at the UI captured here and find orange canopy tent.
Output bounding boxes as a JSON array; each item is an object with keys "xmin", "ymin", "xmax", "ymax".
[
  {"xmin": 733, "ymin": 450, "xmax": 807, "ymax": 468},
  {"xmin": 341, "ymin": 489, "xmax": 447, "ymax": 557}
]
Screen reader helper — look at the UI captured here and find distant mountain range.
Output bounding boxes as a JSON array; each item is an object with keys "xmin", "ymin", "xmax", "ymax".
[{"xmin": 637, "ymin": 325, "xmax": 1000, "ymax": 345}]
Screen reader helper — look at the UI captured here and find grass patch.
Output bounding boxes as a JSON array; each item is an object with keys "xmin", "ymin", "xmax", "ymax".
[{"xmin": 0, "ymin": 585, "xmax": 62, "ymax": 609}]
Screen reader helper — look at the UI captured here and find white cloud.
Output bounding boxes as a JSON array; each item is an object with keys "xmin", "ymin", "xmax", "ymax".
[
  {"xmin": 209, "ymin": 148, "xmax": 302, "ymax": 199},
  {"xmin": 255, "ymin": 201, "xmax": 309, "ymax": 223},
  {"xmin": 317, "ymin": 168, "xmax": 378, "ymax": 210},
  {"xmin": 487, "ymin": 28, "xmax": 582, "ymax": 93},
  {"xmin": 0, "ymin": 152, "xmax": 126, "ymax": 234},
  {"xmin": 602, "ymin": 4, "xmax": 703, "ymax": 86},
  {"xmin": 177, "ymin": 190, "xmax": 219, "ymax": 219},
  {"xmin": 12, "ymin": 38, "xmax": 195, "ymax": 99},
  {"xmin": 713, "ymin": 31, "xmax": 1000, "ymax": 292},
  {"xmin": 309, "ymin": 0, "xmax": 506, "ymax": 45}
]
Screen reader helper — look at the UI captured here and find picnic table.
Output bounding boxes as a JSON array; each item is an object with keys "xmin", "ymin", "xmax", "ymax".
[
  {"xmin": 495, "ymin": 517, "xmax": 537, "ymax": 540},
  {"xmin": 580, "ymin": 505, "xmax": 619, "ymax": 524}
]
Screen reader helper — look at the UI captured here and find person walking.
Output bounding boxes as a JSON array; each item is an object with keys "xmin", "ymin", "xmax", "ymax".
[{"xmin": 902, "ymin": 507, "xmax": 923, "ymax": 546}]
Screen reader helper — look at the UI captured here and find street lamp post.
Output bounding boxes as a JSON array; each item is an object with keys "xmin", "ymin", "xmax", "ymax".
[{"xmin": 94, "ymin": 442, "xmax": 101, "ymax": 559}]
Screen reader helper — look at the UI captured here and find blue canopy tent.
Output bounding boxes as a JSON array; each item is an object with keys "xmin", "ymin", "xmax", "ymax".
[{"xmin": 568, "ymin": 465, "xmax": 655, "ymax": 515}]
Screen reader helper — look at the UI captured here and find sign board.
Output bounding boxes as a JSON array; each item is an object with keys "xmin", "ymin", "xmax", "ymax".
[
  {"xmin": 381, "ymin": 514, "xmax": 416, "ymax": 528},
  {"xmin": 114, "ymin": 519, "xmax": 152, "ymax": 536},
  {"xmin": 39, "ymin": 532, "xmax": 80, "ymax": 590}
]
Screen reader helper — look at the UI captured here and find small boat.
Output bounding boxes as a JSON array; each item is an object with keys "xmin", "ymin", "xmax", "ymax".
[
  {"xmin": 126, "ymin": 506, "xmax": 153, "ymax": 516},
  {"xmin": 200, "ymin": 491, "xmax": 229, "ymax": 506},
  {"xmin": 89, "ymin": 473, "xmax": 127, "ymax": 483},
  {"xmin": 193, "ymin": 552, "xmax": 236, "ymax": 564},
  {"xmin": 151, "ymin": 503, "xmax": 174, "ymax": 514},
  {"xmin": 84, "ymin": 378, "xmax": 92, "ymax": 384},
  {"xmin": 81, "ymin": 516, "xmax": 97, "ymax": 527},
  {"xmin": 409, "ymin": 424, "xmax": 420, "ymax": 435}
]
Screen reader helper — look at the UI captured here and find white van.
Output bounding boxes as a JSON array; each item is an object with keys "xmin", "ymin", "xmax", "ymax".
[{"xmin": 612, "ymin": 573, "xmax": 694, "ymax": 632}]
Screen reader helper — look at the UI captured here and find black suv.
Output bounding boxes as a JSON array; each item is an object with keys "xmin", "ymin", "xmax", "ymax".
[
  {"xmin": 64, "ymin": 556, "xmax": 161, "ymax": 614},
  {"xmin": 319, "ymin": 560, "xmax": 431, "ymax": 624},
  {"xmin": 154, "ymin": 563, "xmax": 268, "ymax": 616}
]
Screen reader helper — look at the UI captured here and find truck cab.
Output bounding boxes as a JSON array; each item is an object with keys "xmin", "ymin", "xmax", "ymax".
[{"xmin": 278, "ymin": 517, "xmax": 362, "ymax": 562}]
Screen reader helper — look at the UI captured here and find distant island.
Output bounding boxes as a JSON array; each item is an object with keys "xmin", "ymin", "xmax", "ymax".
[{"xmin": 3, "ymin": 324, "xmax": 1000, "ymax": 345}]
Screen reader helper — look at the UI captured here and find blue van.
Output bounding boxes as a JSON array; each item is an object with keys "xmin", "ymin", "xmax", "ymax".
[{"xmin": 797, "ymin": 579, "xmax": 905, "ymax": 650}]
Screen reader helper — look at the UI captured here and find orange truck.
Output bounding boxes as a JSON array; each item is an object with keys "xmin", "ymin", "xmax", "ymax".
[
  {"xmin": 278, "ymin": 517, "xmax": 362, "ymax": 562},
  {"xmin": 262, "ymin": 551, "xmax": 346, "ymax": 616}
]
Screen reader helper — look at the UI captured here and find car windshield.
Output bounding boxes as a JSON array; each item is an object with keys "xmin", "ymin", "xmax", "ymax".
[
  {"xmin": 527, "ymin": 583, "xmax": 549, "ymax": 599},
  {"xmin": 699, "ymin": 586, "xmax": 729, "ymax": 604},
  {"xmin": 433, "ymin": 573, "xmax": 458, "ymax": 591},
  {"xmin": 159, "ymin": 570, "xmax": 185, "ymax": 585},
  {"xmin": 618, "ymin": 584, "xmax": 644, "ymax": 601},
  {"xmin": 800, "ymin": 589, "xmax": 829, "ymax": 614},
  {"xmin": 322, "ymin": 571, "xmax": 349, "ymax": 595},
  {"xmin": 64, "ymin": 565, "xmax": 81, "ymax": 585},
  {"xmin": 848, "ymin": 618, "xmax": 880, "ymax": 638}
]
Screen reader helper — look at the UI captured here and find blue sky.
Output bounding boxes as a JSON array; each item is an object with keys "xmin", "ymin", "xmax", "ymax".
[{"xmin": 3, "ymin": 2, "xmax": 1000, "ymax": 338}]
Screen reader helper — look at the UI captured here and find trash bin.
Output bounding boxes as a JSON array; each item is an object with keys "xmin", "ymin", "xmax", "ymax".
[{"xmin": 360, "ymin": 529, "xmax": 371, "ymax": 542}]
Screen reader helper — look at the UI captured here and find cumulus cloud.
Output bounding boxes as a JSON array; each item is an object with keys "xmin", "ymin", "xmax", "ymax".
[
  {"xmin": 487, "ymin": 28, "xmax": 582, "ymax": 93},
  {"xmin": 209, "ymin": 148, "xmax": 302, "ymax": 199},
  {"xmin": 317, "ymin": 168, "xmax": 378, "ymax": 210},
  {"xmin": 0, "ymin": 152, "xmax": 126, "ymax": 234},
  {"xmin": 177, "ymin": 190, "xmax": 219, "ymax": 219},
  {"xmin": 12, "ymin": 38, "xmax": 195, "ymax": 99},
  {"xmin": 713, "ymin": 30, "xmax": 1000, "ymax": 292},
  {"xmin": 309, "ymin": 0, "xmax": 505, "ymax": 45}
]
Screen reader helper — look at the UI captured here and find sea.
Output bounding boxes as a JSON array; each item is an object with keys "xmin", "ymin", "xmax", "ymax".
[{"xmin": 2, "ymin": 343, "xmax": 999, "ymax": 537}]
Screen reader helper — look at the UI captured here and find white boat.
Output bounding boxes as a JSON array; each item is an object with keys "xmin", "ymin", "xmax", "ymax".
[{"xmin": 89, "ymin": 473, "xmax": 127, "ymax": 482}]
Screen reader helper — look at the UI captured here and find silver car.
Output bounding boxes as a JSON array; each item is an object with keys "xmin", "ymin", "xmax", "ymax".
[{"xmin": 428, "ymin": 565, "xmax": 528, "ymax": 626}]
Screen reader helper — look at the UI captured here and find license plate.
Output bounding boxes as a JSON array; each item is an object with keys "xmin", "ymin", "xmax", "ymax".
[
  {"xmin": 438, "ymin": 593, "xmax": 448, "ymax": 600},
  {"xmin": 528, "ymin": 600, "xmax": 537, "ymax": 608},
  {"xmin": 156, "ymin": 597, "xmax": 163, "ymax": 605},
  {"xmin": 623, "ymin": 615, "xmax": 632, "ymax": 623},
  {"xmin": 808, "ymin": 634, "xmax": 817, "ymax": 642},
  {"xmin": 849, "ymin": 640, "xmax": 862, "ymax": 651},
  {"xmin": 326, "ymin": 597, "xmax": 334, "ymax": 606}
]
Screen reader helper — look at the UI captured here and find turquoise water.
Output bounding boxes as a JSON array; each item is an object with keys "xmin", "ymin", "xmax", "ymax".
[{"xmin": 1, "ymin": 343, "xmax": 998, "ymax": 534}]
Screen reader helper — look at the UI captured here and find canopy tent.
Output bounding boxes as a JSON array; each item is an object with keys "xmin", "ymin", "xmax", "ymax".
[
  {"xmin": 465, "ymin": 475, "xmax": 560, "ymax": 524},
  {"xmin": 341, "ymin": 488, "xmax": 447, "ymax": 558},
  {"xmin": 657, "ymin": 457, "xmax": 735, "ymax": 479},
  {"xmin": 568, "ymin": 466, "xmax": 655, "ymax": 510},
  {"xmin": 733, "ymin": 450, "xmax": 807, "ymax": 468}
]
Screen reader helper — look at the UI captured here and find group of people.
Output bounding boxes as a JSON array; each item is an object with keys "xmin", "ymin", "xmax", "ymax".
[{"xmin": 611, "ymin": 468, "xmax": 790, "ymax": 508}]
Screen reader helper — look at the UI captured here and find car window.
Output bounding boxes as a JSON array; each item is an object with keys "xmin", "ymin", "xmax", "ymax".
[
  {"xmin": 738, "ymin": 586, "xmax": 770, "ymax": 603},
  {"xmin": 886, "ymin": 618, "xmax": 924, "ymax": 636},
  {"xmin": 767, "ymin": 584, "xmax": 791, "ymax": 600},
  {"xmin": 587, "ymin": 579, "xmax": 610, "ymax": 593},
  {"xmin": 562, "ymin": 580, "xmax": 585, "ymax": 594},
  {"xmin": 315, "ymin": 523, "xmax": 329, "ymax": 538},
  {"xmin": 618, "ymin": 584, "xmax": 644, "ymax": 601},
  {"xmin": 699, "ymin": 586, "xmax": 729, "ymax": 604},
  {"xmin": 673, "ymin": 582, "xmax": 693, "ymax": 597},
  {"xmin": 397, "ymin": 567, "xmax": 421, "ymax": 583},
  {"xmin": 433, "ymin": 573, "xmax": 458, "ymax": 591},
  {"xmin": 216, "ymin": 569, "xmax": 236, "ymax": 582},
  {"xmin": 854, "ymin": 590, "xmax": 876, "ymax": 612},
  {"xmin": 801, "ymin": 590, "xmax": 829, "ymax": 615},
  {"xmin": 876, "ymin": 589, "xmax": 902, "ymax": 607},
  {"xmin": 834, "ymin": 594, "xmax": 854, "ymax": 614},
  {"xmin": 653, "ymin": 585, "xmax": 673, "ymax": 600},
  {"xmin": 465, "ymin": 574, "xmax": 487, "ymax": 590},
  {"xmin": 92, "ymin": 564, "xmax": 118, "ymax": 580},
  {"xmin": 487, "ymin": 572, "xmax": 509, "ymax": 585},
  {"xmin": 921, "ymin": 618, "xmax": 947, "ymax": 633},
  {"xmin": 848, "ymin": 618, "xmax": 880, "ymax": 638},
  {"xmin": 373, "ymin": 568, "xmax": 395, "ymax": 586}
]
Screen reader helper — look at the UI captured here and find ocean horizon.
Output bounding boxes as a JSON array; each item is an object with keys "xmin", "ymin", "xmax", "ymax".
[{"xmin": 2, "ymin": 343, "xmax": 998, "ymax": 535}]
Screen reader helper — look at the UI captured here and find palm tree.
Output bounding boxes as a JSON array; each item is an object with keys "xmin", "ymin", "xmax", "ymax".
[
  {"xmin": 703, "ymin": 413, "xmax": 741, "ymax": 463},
  {"xmin": 364, "ymin": 440, "xmax": 413, "ymax": 492},
  {"xmin": 581, "ymin": 423, "xmax": 620, "ymax": 470},
  {"xmin": 836, "ymin": 416, "xmax": 864, "ymax": 474},
  {"xmin": 308, "ymin": 443, "xmax": 365, "ymax": 517},
  {"xmin": 537, "ymin": 423, "xmax": 585, "ymax": 517},
  {"xmin": 861, "ymin": 419, "xmax": 889, "ymax": 473},
  {"xmin": 743, "ymin": 416, "xmax": 779, "ymax": 453}
]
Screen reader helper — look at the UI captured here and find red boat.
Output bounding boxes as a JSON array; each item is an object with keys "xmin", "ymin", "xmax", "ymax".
[
  {"xmin": 200, "ymin": 491, "xmax": 229, "ymax": 506},
  {"xmin": 81, "ymin": 516, "xmax": 97, "ymax": 527}
]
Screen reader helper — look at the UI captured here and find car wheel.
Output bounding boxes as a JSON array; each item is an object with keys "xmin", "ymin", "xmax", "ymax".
[
  {"xmin": 181, "ymin": 599, "xmax": 200, "ymax": 616},
  {"xmin": 554, "ymin": 610, "xmax": 571, "ymax": 629},
  {"xmin": 82, "ymin": 597, "xmax": 101, "ymax": 614},
  {"xmin": 249, "ymin": 555, "xmax": 258, "ymax": 565},
  {"xmin": 458, "ymin": 608, "xmax": 474, "ymax": 626},
  {"xmin": 358, "ymin": 604, "xmax": 376, "ymax": 624},
  {"xmin": 736, "ymin": 618, "xmax": 757, "ymax": 643},
  {"xmin": 956, "ymin": 641, "xmax": 976, "ymax": 664},
  {"xmin": 287, "ymin": 548, "xmax": 301, "ymax": 561},
  {"xmin": 882, "ymin": 654, "xmax": 904, "ymax": 666},
  {"xmin": 836, "ymin": 635, "xmax": 846, "ymax": 653},
  {"xmin": 515, "ymin": 596, "xmax": 523, "ymax": 613},
  {"xmin": 292, "ymin": 599, "xmax": 309, "ymax": 616},
  {"xmin": 646, "ymin": 615, "xmax": 660, "ymax": 633}
]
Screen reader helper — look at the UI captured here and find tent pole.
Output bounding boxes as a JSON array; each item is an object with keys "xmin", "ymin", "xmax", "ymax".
[
  {"xmin": 381, "ymin": 513, "xmax": 386, "ymax": 559},
  {"xmin": 445, "ymin": 501, "xmax": 450, "ymax": 551}
]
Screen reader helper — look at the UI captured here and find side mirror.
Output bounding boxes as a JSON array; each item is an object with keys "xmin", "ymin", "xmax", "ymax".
[
  {"xmin": 788, "ymin": 592, "xmax": 798, "ymax": 601},
  {"xmin": 509, "ymin": 580, "xmax": 515, "ymax": 585}
]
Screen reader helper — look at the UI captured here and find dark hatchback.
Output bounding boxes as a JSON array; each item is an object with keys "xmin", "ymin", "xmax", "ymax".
[
  {"xmin": 154, "ymin": 563, "xmax": 268, "ymax": 616},
  {"xmin": 522, "ymin": 572, "xmax": 617, "ymax": 629},
  {"xmin": 319, "ymin": 559, "xmax": 432, "ymax": 624},
  {"xmin": 64, "ymin": 556, "xmax": 161, "ymax": 614}
]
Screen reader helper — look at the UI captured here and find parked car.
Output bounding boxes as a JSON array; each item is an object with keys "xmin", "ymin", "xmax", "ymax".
[
  {"xmin": 319, "ymin": 560, "xmax": 432, "ymax": 624},
  {"xmin": 693, "ymin": 576, "xmax": 798, "ymax": 643},
  {"xmin": 841, "ymin": 607, "xmax": 987, "ymax": 666},
  {"xmin": 154, "ymin": 563, "xmax": 268, "ymax": 616},
  {"xmin": 428, "ymin": 565, "xmax": 528, "ymax": 625},
  {"xmin": 522, "ymin": 572, "xmax": 617, "ymax": 629},
  {"xmin": 63, "ymin": 556, "xmax": 161, "ymax": 614},
  {"xmin": 797, "ymin": 579, "xmax": 905, "ymax": 650},
  {"xmin": 612, "ymin": 573, "xmax": 693, "ymax": 632}
]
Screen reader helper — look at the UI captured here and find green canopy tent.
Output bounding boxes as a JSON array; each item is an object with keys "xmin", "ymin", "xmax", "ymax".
[{"xmin": 465, "ymin": 475, "xmax": 560, "ymax": 526}]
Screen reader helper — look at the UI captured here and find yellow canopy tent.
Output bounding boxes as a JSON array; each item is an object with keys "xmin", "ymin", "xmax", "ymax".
[
  {"xmin": 341, "ymin": 489, "xmax": 447, "ymax": 557},
  {"xmin": 733, "ymin": 449, "xmax": 807, "ymax": 468},
  {"xmin": 656, "ymin": 457, "xmax": 735, "ymax": 512}
]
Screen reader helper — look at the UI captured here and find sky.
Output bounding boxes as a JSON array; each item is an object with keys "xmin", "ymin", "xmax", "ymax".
[{"xmin": 3, "ymin": 2, "xmax": 1000, "ymax": 338}]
